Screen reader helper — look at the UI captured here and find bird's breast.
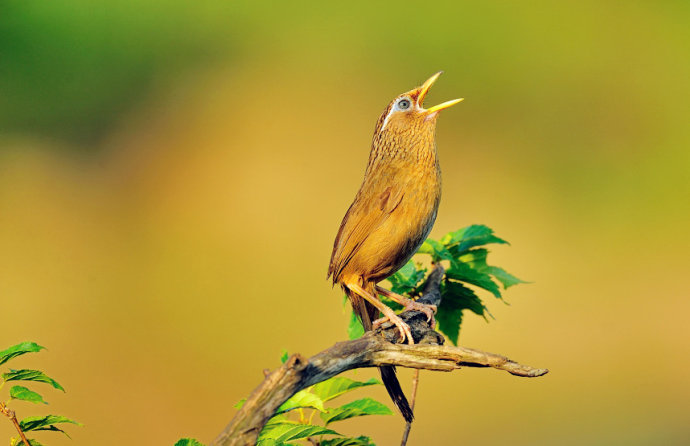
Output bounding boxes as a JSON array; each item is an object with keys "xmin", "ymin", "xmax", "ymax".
[{"xmin": 359, "ymin": 160, "xmax": 441, "ymax": 282}]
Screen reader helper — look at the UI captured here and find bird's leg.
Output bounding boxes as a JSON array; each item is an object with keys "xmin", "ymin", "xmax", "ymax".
[
  {"xmin": 346, "ymin": 283, "xmax": 414, "ymax": 345},
  {"xmin": 376, "ymin": 286, "xmax": 437, "ymax": 329}
]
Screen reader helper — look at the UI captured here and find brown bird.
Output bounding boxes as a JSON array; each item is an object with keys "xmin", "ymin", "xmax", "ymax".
[{"xmin": 328, "ymin": 72, "xmax": 462, "ymax": 422}]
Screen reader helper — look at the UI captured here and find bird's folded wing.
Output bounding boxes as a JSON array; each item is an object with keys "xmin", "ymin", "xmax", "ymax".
[{"xmin": 328, "ymin": 183, "xmax": 405, "ymax": 282}]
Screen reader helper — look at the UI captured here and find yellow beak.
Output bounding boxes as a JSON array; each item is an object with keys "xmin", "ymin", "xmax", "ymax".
[
  {"xmin": 417, "ymin": 71, "xmax": 464, "ymax": 113},
  {"xmin": 426, "ymin": 98, "xmax": 464, "ymax": 113}
]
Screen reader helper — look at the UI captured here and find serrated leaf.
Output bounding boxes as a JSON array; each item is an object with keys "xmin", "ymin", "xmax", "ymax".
[
  {"xmin": 321, "ymin": 436, "xmax": 374, "ymax": 446},
  {"xmin": 387, "ymin": 260, "xmax": 426, "ymax": 295},
  {"xmin": 10, "ymin": 386, "xmax": 47, "ymax": 404},
  {"xmin": 487, "ymin": 266, "xmax": 528, "ymax": 289},
  {"xmin": 458, "ymin": 248, "xmax": 490, "ymax": 271},
  {"xmin": 440, "ymin": 226, "xmax": 468, "ymax": 245},
  {"xmin": 312, "ymin": 377, "xmax": 380, "ymax": 402},
  {"xmin": 2, "ymin": 369, "xmax": 65, "ymax": 392},
  {"xmin": 174, "ymin": 439, "xmax": 205, "ymax": 446},
  {"xmin": 347, "ymin": 311, "xmax": 365, "ymax": 340},
  {"xmin": 442, "ymin": 225, "xmax": 508, "ymax": 255},
  {"xmin": 276, "ymin": 389, "xmax": 325, "ymax": 414},
  {"xmin": 19, "ymin": 415, "xmax": 81, "ymax": 434},
  {"xmin": 258, "ymin": 421, "xmax": 339, "ymax": 444},
  {"xmin": 437, "ymin": 282, "xmax": 464, "ymax": 346},
  {"xmin": 437, "ymin": 281, "xmax": 487, "ymax": 345},
  {"xmin": 419, "ymin": 239, "xmax": 454, "ymax": 261},
  {"xmin": 280, "ymin": 350, "xmax": 289, "ymax": 364},
  {"xmin": 0, "ymin": 342, "xmax": 45, "ymax": 367},
  {"xmin": 321, "ymin": 397, "xmax": 392, "ymax": 425},
  {"xmin": 447, "ymin": 261, "xmax": 502, "ymax": 298}
]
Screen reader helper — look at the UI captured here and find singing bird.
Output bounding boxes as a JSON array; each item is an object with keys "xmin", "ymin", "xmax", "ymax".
[{"xmin": 328, "ymin": 72, "xmax": 462, "ymax": 422}]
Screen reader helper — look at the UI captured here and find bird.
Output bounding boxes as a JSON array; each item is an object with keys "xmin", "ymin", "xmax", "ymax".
[{"xmin": 328, "ymin": 72, "xmax": 462, "ymax": 422}]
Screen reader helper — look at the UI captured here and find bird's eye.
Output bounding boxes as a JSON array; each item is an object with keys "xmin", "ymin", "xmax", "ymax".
[{"xmin": 398, "ymin": 99, "xmax": 411, "ymax": 110}]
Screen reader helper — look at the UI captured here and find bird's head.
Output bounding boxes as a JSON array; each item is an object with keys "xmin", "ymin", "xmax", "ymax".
[{"xmin": 373, "ymin": 71, "xmax": 463, "ymax": 140}]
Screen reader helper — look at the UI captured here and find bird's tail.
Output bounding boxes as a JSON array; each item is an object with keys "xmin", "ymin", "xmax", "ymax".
[{"xmin": 346, "ymin": 285, "xmax": 414, "ymax": 423}]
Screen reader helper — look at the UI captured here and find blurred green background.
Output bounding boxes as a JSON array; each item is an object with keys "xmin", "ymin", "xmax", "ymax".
[{"xmin": 1, "ymin": 1, "xmax": 689, "ymax": 444}]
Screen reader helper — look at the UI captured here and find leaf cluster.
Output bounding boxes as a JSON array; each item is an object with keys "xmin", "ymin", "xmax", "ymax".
[
  {"xmin": 348, "ymin": 224, "xmax": 527, "ymax": 345},
  {"xmin": 178, "ymin": 354, "xmax": 390, "ymax": 445},
  {"xmin": 256, "ymin": 369, "xmax": 387, "ymax": 446},
  {"xmin": 0, "ymin": 342, "xmax": 80, "ymax": 446}
]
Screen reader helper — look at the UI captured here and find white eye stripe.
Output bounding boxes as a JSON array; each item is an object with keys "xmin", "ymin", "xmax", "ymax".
[{"xmin": 380, "ymin": 97, "xmax": 412, "ymax": 133}]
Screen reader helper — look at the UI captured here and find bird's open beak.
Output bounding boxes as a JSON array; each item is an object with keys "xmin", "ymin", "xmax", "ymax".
[{"xmin": 416, "ymin": 71, "xmax": 464, "ymax": 113}]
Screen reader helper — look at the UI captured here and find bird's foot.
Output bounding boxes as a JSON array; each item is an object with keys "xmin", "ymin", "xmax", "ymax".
[
  {"xmin": 404, "ymin": 301, "xmax": 437, "ymax": 329},
  {"xmin": 372, "ymin": 307, "xmax": 414, "ymax": 345},
  {"xmin": 375, "ymin": 286, "xmax": 437, "ymax": 328}
]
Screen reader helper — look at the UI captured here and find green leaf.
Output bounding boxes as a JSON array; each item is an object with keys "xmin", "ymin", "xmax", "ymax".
[
  {"xmin": 14, "ymin": 439, "xmax": 43, "ymax": 446},
  {"xmin": 347, "ymin": 311, "xmax": 365, "ymax": 340},
  {"xmin": 258, "ymin": 421, "xmax": 339, "ymax": 444},
  {"xmin": 437, "ymin": 281, "xmax": 487, "ymax": 345},
  {"xmin": 174, "ymin": 439, "xmax": 205, "ymax": 446},
  {"xmin": 437, "ymin": 289, "xmax": 463, "ymax": 346},
  {"xmin": 280, "ymin": 350, "xmax": 289, "ymax": 364},
  {"xmin": 387, "ymin": 260, "xmax": 426, "ymax": 295},
  {"xmin": 446, "ymin": 261, "xmax": 502, "ymax": 298},
  {"xmin": 321, "ymin": 436, "xmax": 374, "ymax": 446},
  {"xmin": 10, "ymin": 386, "xmax": 47, "ymax": 404},
  {"xmin": 312, "ymin": 377, "xmax": 380, "ymax": 402},
  {"xmin": 276, "ymin": 389, "xmax": 325, "ymax": 414},
  {"xmin": 487, "ymin": 266, "xmax": 528, "ymax": 289},
  {"xmin": 321, "ymin": 397, "xmax": 392, "ymax": 425},
  {"xmin": 416, "ymin": 240, "xmax": 435, "ymax": 255},
  {"xmin": 234, "ymin": 399, "xmax": 246, "ymax": 409},
  {"xmin": 0, "ymin": 342, "xmax": 45, "ymax": 367},
  {"xmin": 442, "ymin": 225, "xmax": 508, "ymax": 255},
  {"xmin": 458, "ymin": 248, "xmax": 490, "ymax": 271},
  {"xmin": 2, "ymin": 369, "xmax": 65, "ymax": 392},
  {"xmin": 19, "ymin": 415, "xmax": 81, "ymax": 434},
  {"xmin": 418, "ymin": 239, "xmax": 454, "ymax": 262}
]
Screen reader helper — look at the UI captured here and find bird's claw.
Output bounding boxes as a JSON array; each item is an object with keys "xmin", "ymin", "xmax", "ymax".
[
  {"xmin": 405, "ymin": 301, "xmax": 437, "ymax": 329},
  {"xmin": 373, "ymin": 311, "xmax": 414, "ymax": 345}
]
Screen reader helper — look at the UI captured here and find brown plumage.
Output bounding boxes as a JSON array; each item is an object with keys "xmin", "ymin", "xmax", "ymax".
[{"xmin": 328, "ymin": 72, "xmax": 462, "ymax": 423}]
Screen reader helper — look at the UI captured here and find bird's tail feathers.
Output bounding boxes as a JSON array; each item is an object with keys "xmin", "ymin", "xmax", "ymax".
[{"xmin": 380, "ymin": 364, "xmax": 414, "ymax": 423}]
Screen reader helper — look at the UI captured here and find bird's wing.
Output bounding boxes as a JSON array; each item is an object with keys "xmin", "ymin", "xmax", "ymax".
[{"xmin": 328, "ymin": 181, "xmax": 405, "ymax": 282}]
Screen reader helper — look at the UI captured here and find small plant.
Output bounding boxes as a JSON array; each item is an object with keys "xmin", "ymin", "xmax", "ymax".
[
  {"xmin": 0, "ymin": 342, "xmax": 80, "ymax": 446},
  {"xmin": 348, "ymin": 224, "xmax": 527, "ymax": 345},
  {"xmin": 177, "ymin": 352, "xmax": 390, "ymax": 446},
  {"xmin": 253, "ymin": 352, "xmax": 388, "ymax": 445}
]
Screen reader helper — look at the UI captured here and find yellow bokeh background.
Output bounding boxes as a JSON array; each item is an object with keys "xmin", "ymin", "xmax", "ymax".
[{"xmin": 1, "ymin": 2, "xmax": 688, "ymax": 445}]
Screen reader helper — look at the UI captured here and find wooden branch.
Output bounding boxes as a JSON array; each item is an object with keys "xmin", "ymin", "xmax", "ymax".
[
  {"xmin": 0, "ymin": 402, "xmax": 31, "ymax": 446},
  {"xmin": 211, "ymin": 265, "xmax": 548, "ymax": 446}
]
